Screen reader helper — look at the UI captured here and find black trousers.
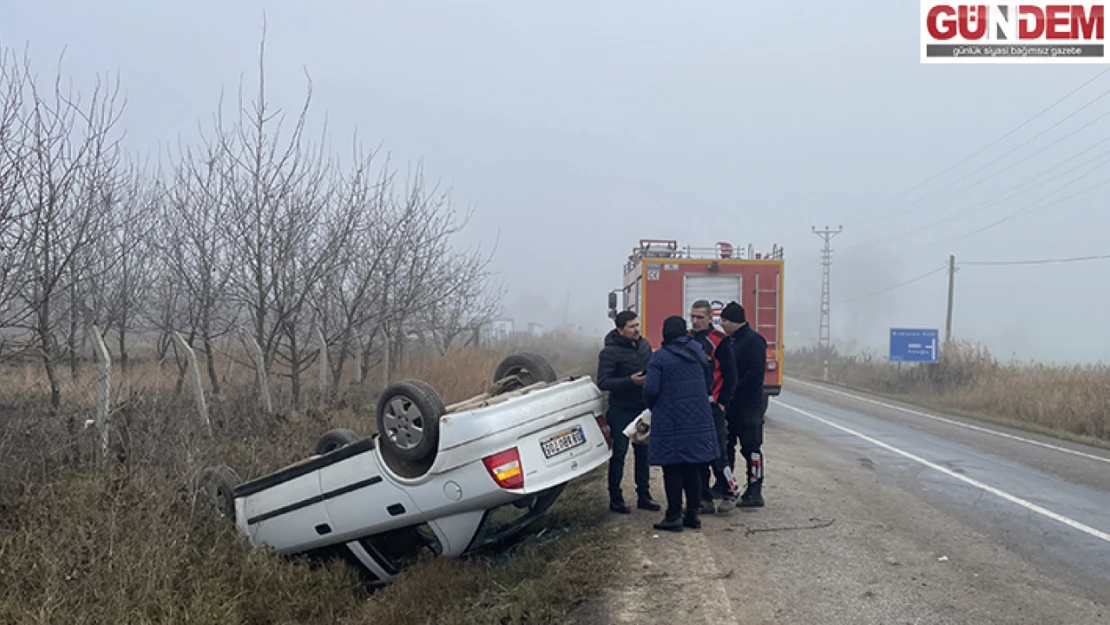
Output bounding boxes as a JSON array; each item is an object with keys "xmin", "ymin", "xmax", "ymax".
[
  {"xmin": 605, "ymin": 405, "xmax": 651, "ymax": 503},
  {"xmin": 728, "ymin": 395, "xmax": 766, "ymax": 486},
  {"xmin": 662, "ymin": 463, "xmax": 702, "ymax": 519},
  {"xmin": 701, "ymin": 402, "xmax": 731, "ymax": 501}
]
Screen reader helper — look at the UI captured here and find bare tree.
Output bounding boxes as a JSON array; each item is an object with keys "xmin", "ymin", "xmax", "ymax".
[
  {"xmin": 101, "ymin": 158, "xmax": 160, "ymax": 373},
  {"xmin": 207, "ymin": 24, "xmax": 363, "ymax": 407},
  {"xmin": 423, "ymin": 246, "xmax": 505, "ymax": 354},
  {"xmin": 0, "ymin": 47, "xmax": 31, "ymax": 345},
  {"xmin": 371, "ymin": 162, "xmax": 503, "ymax": 366},
  {"xmin": 311, "ymin": 141, "xmax": 391, "ymax": 390},
  {"xmin": 9, "ymin": 49, "xmax": 125, "ymax": 408},
  {"xmin": 156, "ymin": 127, "xmax": 242, "ymax": 395},
  {"xmin": 216, "ymin": 25, "xmax": 314, "ymax": 378}
]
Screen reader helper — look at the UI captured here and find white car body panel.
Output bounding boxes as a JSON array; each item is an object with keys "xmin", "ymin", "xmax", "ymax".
[{"xmin": 228, "ymin": 375, "xmax": 612, "ymax": 578}]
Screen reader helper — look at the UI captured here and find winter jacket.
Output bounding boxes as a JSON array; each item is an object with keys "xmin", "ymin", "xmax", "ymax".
[
  {"xmin": 596, "ymin": 329, "xmax": 653, "ymax": 412},
  {"xmin": 690, "ymin": 327, "xmax": 738, "ymax": 408},
  {"xmin": 642, "ymin": 335, "xmax": 720, "ymax": 467},
  {"xmin": 726, "ymin": 323, "xmax": 768, "ymax": 425}
]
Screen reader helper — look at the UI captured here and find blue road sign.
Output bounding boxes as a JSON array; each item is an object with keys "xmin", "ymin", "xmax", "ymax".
[{"xmin": 889, "ymin": 328, "xmax": 939, "ymax": 363}]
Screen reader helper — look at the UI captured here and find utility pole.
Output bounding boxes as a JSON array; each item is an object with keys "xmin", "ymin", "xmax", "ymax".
[
  {"xmin": 812, "ymin": 225, "xmax": 843, "ymax": 357},
  {"xmin": 945, "ymin": 254, "xmax": 956, "ymax": 343}
]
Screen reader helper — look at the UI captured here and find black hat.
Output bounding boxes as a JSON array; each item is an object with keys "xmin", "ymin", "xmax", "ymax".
[
  {"xmin": 721, "ymin": 301, "xmax": 746, "ymax": 323},
  {"xmin": 662, "ymin": 315, "xmax": 687, "ymax": 342}
]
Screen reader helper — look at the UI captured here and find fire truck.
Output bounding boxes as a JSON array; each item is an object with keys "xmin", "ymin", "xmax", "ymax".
[{"xmin": 607, "ymin": 239, "xmax": 785, "ymax": 397}]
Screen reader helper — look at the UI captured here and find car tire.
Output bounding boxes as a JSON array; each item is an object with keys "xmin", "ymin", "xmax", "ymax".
[
  {"xmin": 315, "ymin": 427, "xmax": 362, "ymax": 455},
  {"xmin": 402, "ymin": 379, "xmax": 447, "ymax": 416},
  {"xmin": 491, "ymin": 351, "xmax": 558, "ymax": 394},
  {"xmin": 376, "ymin": 380, "xmax": 445, "ymax": 465},
  {"xmin": 196, "ymin": 464, "xmax": 241, "ymax": 521}
]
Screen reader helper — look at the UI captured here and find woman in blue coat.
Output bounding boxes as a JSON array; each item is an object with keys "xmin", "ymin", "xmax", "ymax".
[{"xmin": 642, "ymin": 315, "xmax": 718, "ymax": 531}]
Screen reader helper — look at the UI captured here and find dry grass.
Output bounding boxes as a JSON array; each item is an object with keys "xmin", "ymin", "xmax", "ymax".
[
  {"xmin": 786, "ymin": 341, "xmax": 1110, "ymax": 444},
  {"xmin": 0, "ymin": 339, "xmax": 617, "ymax": 625}
]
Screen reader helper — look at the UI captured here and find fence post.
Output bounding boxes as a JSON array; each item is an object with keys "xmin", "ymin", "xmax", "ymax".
[
  {"xmin": 238, "ymin": 327, "xmax": 273, "ymax": 414},
  {"xmin": 381, "ymin": 327, "xmax": 391, "ymax": 388},
  {"xmin": 354, "ymin": 335, "xmax": 364, "ymax": 385},
  {"xmin": 823, "ymin": 360, "xmax": 829, "ymax": 381},
  {"xmin": 173, "ymin": 331, "xmax": 211, "ymax": 435},
  {"xmin": 90, "ymin": 325, "xmax": 111, "ymax": 463},
  {"xmin": 317, "ymin": 327, "xmax": 328, "ymax": 403}
]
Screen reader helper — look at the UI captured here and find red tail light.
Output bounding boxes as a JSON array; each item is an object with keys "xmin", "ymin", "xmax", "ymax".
[
  {"xmin": 766, "ymin": 348, "xmax": 778, "ymax": 371},
  {"xmin": 482, "ymin": 448, "xmax": 524, "ymax": 490},
  {"xmin": 595, "ymin": 414, "xmax": 613, "ymax": 449}
]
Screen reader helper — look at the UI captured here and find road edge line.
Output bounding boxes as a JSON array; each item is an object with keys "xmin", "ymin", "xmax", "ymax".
[
  {"xmin": 773, "ymin": 398, "xmax": 1110, "ymax": 545},
  {"xmin": 787, "ymin": 378, "xmax": 1110, "ymax": 465}
]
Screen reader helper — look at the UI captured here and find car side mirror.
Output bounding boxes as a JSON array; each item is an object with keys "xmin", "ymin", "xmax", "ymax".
[{"xmin": 607, "ymin": 292, "xmax": 617, "ymax": 311}]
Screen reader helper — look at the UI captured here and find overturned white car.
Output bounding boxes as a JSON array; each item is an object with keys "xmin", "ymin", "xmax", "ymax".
[{"xmin": 196, "ymin": 351, "xmax": 613, "ymax": 585}]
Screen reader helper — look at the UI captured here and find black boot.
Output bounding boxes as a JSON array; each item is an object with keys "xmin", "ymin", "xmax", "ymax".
[
  {"xmin": 653, "ymin": 513, "xmax": 684, "ymax": 532},
  {"xmin": 637, "ymin": 495, "xmax": 661, "ymax": 512},
  {"xmin": 737, "ymin": 479, "xmax": 764, "ymax": 508},
  {"xmin": 610, "ymin": 495, "xmax": 631, "ymax": 514},
  {"xmin": 683, "ymin": 507, "xmax": 702, "ymax": 529}
]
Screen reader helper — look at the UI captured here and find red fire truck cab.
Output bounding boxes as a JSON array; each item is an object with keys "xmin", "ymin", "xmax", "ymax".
[{"xmin": 607, "ymin": 239, "xmax": 785, "ymax": 397}]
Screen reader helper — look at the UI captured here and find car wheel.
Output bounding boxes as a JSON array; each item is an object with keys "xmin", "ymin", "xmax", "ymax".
[
  {"xmin": 491, "ymin": 351, "xmax": 558, "ymax": 394},
  {"xmin": 376, "ymin": 380, "xmax": 444, "ymax": 464},
  {"xmin": 402, "ymin": 379, "xmax": 447, "ymax": 416},
  {"xmin": 196, "ymin": 464, "xmax": 241, "ymax": 521},
  {"xmin": 315, "ymin": 427, "xmax": 362, "ymax": 455}
]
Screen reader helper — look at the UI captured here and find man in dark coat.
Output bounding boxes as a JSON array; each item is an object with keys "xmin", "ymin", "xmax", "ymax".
[
  {"xmin": 642, "ymin": 315, "xmax": 719, "ymax": 532},
  {"xmin": 720, "ymin": 301, "xmax": 768, "ymax": 508},
  {"xmin": 596, "ymin": 310, "xmax": 660, "ymax": 513},
  {"xmin": 688, "ymin": 299, "xmax": 738, "ymax": 510}
]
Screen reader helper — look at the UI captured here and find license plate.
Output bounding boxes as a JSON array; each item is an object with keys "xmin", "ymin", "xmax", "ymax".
[{"xmin": 540, "ymin": 426, "xmax": 586, "ymax": 459}]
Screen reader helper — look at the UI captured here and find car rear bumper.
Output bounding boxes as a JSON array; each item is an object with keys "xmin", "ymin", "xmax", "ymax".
[{"xmin": 508, "ymin": 410, "xmax": 611, "ymax": 495}]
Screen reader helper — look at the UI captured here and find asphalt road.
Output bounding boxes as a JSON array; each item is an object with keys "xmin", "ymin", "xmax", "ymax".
[{"xmin": 581, "ymin": 378, "xmax": 1109, "ymax": 625}]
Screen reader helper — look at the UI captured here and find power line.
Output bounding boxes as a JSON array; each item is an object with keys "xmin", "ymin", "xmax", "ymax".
[
  {"xmin": 857, "ymin": 105, "xmax": 1110, "ymax": 230},
  {"xmin": 841, "ymin": 68, "xmax": 1110, "ymax": 225},
  {"xmin": 907, "ymin": 154, "xmax": 1110, "ymax": 252},
  {"xmin": 847, "ymin": 137, "xmax": 1110, "ymax": 251},
  {"xmin": 832, "ymin": 253, "xmax": 1108, "ymax": 307},
  {"xmin": 853, "ymin": 84, "xmax": 1110, "ymax": 226},
  {"xmin": 836, "ymin": 265, "xmax": 947, "ymax": 305},
  {"xmin": 962, "ymin": 253, "xmax": 1110, "ymax": 266}
]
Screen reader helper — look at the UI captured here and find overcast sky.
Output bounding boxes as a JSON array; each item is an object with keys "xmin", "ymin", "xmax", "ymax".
[{"xmin": 5, "ymin": 1, "xmax": 1108, "ymax": 364}]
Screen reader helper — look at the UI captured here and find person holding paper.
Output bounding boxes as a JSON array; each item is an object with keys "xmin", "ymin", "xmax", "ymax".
[{"xmin": 596, "ymin": 310, "xmax": 660, "ymax": 514}]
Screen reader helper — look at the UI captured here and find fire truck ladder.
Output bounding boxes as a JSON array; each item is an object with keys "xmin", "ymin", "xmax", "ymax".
[{"xmin": 754, "ymin": 271, "xmax": 779, "ymax": 351}]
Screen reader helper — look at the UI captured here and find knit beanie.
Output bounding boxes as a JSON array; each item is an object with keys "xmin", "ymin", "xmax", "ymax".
[
  {"xmin": 662, "ymin": 315, "xmax": 687, "ymax": 342},
  {"xmin": 721, "ymin": 301, "xmax": 746, "ymax": 323}
]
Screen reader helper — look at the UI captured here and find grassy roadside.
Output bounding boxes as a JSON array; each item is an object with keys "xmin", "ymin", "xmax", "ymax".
[
  {"xmin": 0, "ymin": 345, "xmax": 621, "ymax": 625},
  {"xmin": 785, "ymin": 341, "xmax": 1110, "ymax": 451}
]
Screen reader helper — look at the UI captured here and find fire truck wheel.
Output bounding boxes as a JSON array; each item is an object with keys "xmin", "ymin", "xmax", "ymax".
[
  {"xmin": 376, "ymin": 380, "xmax": 444, "ymax": 466},
  {"xmin": 491, "ymin": 351, "xmax": 558, "ymax": 394},
  {"xmin": 314, "ymin": 427, "xmax": 362, "ymax": 455}
]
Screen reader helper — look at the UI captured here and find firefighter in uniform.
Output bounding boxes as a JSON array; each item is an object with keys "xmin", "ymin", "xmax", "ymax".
[
  {"xmin": 719, "ymin": 301, "xmax": 767, "ymax": 507},
  {"xmin": 688, "ymin": 299, "xmax": 737, "ymax": 512}
]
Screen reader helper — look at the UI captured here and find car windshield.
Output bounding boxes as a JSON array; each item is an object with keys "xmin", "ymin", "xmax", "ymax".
[
  {"xmin": 359, "ymin": 522, "xmax": 442, "ymax": 575},
  {"xmin": 465, "ymin": 484, "xmax": 566, "ymax": 553}
]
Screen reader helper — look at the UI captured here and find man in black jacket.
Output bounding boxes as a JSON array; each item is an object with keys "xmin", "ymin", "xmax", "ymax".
[
  {"xmin": 720, "ymin": 301, "xmax": 768, "ymax": 508},
  {"xmin": 689, "ymin": 299, "xmax": 738, "ymax": 510},
  {"xmin": 596, "ymin": 310, "xmax": 660, "ymax": 514}
]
